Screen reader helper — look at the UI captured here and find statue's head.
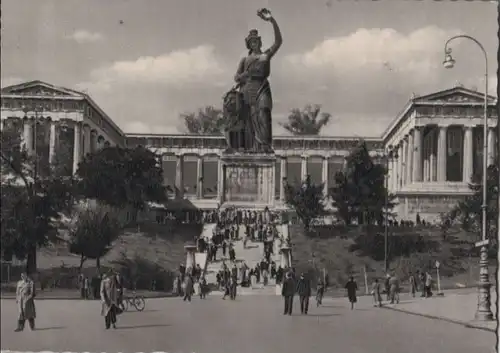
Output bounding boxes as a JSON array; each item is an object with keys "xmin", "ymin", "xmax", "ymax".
[{"xmin": 245, "ymin": 29, "xmax": 262, "ymax": 52}]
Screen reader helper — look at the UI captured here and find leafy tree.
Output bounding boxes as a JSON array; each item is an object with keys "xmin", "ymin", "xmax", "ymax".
[
  {"xmin": 330, "ymin": 141, "xmax": 395, "ymax": 225},
  {"xmin": 284, "ymin": 175, "xmax": 325, "ymax": 230},
  {"xmin": 0, "ymin": 127, "xmax": 74, "ymax": 274},
  {"xmin": 77, "ymin": 146, "xmax": 167, "ymax": 220},
  {"xmin": 68, "ymin": 207, "xmax": 121, "ymax": 273},
  {"xmin": 281, "ymin": 104, "xmax": 331, "ymax": 135},
  {"xmin": 181, "ymin": 106, "xmax": 225, "ymax": 135},
  {"xmin": 444, "ymin": 164, "xmax": 498, "ymax": 246}
]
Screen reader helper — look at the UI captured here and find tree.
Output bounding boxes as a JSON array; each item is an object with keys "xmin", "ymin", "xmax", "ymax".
[
  {"xmin": 67, "ymin": 207, "xmax": 121, "ymax": 273},
  {"xmin": 281, "ymin": 104, "xmax": 331, "ymax": 135},
  {"xmin": 0, "ymin": 127, "xmax": 74, "ymax": 274},
  {"xmin": 284, "ymin": 175, "xmax": 325, "ymax": 230},
  {"xmin": 330, "ymin": 141, "xmax": 395, "ymax": 225},
  {"xmin": 181, "ymin": 106, "xmax": 225, "ymax": 135},
  {"xmin": 444, "ymin": 164, "xmax": 498, "ymax": 245},
  {"xmin": 77, "ymin": 146, "xmax": 167, "ymax": 220}
]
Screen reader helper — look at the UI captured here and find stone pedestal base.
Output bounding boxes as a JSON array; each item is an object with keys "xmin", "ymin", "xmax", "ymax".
[{"xmin": 220, "ymin": 152, "xmax": 276, "ymax": 209}]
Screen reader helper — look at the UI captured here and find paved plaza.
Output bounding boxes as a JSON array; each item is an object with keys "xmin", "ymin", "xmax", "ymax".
[{"xmin": 1, "ymin": 294, "xmax": 495, "ymax": 353}]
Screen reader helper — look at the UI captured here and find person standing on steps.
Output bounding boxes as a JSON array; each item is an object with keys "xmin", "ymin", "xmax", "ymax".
[
  {"xmin": 344, "ymin": 276, "xmax": 358, "ymax": 310},
  {"xmin": 296, "ymin": 273, "xmax": 311, "ymax": 315},
  {"xmin": 15, "ymin": 272, "xmax": 36, "ymax": 332},
  {"xmin": 281, "ymin": 272, "xmax": 295, "ymax": 315}
]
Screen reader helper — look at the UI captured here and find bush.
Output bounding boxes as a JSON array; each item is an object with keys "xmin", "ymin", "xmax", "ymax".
[
  {"xmin": 110, "ymin": 252, "xmax": 175, "ymax": 292},
  {"xmin": 349, "ymin": 233, "xmax": 440, "ymax": 261}
]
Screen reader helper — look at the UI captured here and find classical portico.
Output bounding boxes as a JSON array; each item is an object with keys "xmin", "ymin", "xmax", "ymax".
[
  {"xmin": 383, "ymin": 86, "xmax": 498, "ymax": 221},
  {"xmin": 0, "ymin": 80, "xmax": 124, "ymax": 175},
  {"xmin": 126, "ymin": 134, "xmax": 384, "ymax": 210}
]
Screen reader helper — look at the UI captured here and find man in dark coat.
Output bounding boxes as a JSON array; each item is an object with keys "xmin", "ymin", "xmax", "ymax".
[
  {"xmin": 281, "ymin": 273, "xmax": 295, "ymax": 315},
  {"xmin": 296, "ymin": 273, "xmax": 311, "ymax": 314}
]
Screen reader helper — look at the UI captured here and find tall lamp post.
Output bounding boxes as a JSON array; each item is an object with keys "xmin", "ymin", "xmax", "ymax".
[
  {"xmin": 443, "ymin": 35, "xmax": 493, "ymax": 321},
  {"xmin": 383, "ymin": 146, "xmax": 398, "ymax": 273}
]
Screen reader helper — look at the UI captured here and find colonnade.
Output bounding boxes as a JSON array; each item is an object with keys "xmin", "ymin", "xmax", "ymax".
[
  {"xmin": 388, "ymin": 124, "xmax": 497, "ymax": 191},
  {"xmin": 2, "ymin": 117, "xmax": 109, "ymax": 174},
  {"xmin": 167, "ymin": 154, "xmax": 348, "ymax": 202}
]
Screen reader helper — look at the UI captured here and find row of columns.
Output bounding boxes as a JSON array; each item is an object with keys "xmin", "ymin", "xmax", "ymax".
[
  {"xmin": 16, "ymin": 118, "xmax": 107, "ymax": 174},
  {"xmin": 390, "ymin": 125, "xmax": 497, "ymax": 191},
  {"xmin": 172, "ymin": 155, "xmax": 344, "ymax": 202}
]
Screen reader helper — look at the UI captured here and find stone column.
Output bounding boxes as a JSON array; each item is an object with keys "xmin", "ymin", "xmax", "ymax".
[
  {"xmin": 217, "ymin": 158, "xmax": 223, "ymax": 202},
  {"xmin": 280, "ymin": 156, "xmax": 287, "ymax": 202},
  {"xmin": 23, "ymin": 118, "xmax": 34, "ymax": 155},
  {"xmin": 463, "ymin": 126, "xmax": 473, "ymax": 183},
  {"xmin": 301, "ymin": 156, "xmax": 308, "ymax": 181},
  {"xmin": 184, "ymin": 244, "xmax": 197, "ymax": 272},
  {"xmin": 437, "ymin": 126, "xmax": 447, "ymax": 182},
  {"xmin": 175, "ymin": 155, "xmax": 184, "ymax": 199},
  {"xmin": 401, "ymin": 137, "xmax": 408, "ymax": 186},
  {"xmin": 423, "ymin": 136, "xmax": 429, "ymax": 182},
  {"xmin": 83, "ymin": 124, "xmax": 91, "ymax": 156},
  {"xmin": 413, "ymin": 127, "xmax": 423, "ymax": 182},
  {"xmin": 406, "ymin": 132, "xmax": 414, "ymax": 184},
  {"xmin": 487, "ymin": 128, "xmax": 496, "ymax": 167},
  {"xmin": 48, "ymin": 120, "xmax": 57, "ymax": 164},
  {"xmin": 429, "ymin": 131, "xmax": 436, "ymax": 182},
  {"xmin": 322, "ymin": 156, "xmax": 329, "ymax": 196},
  {"xmin": 391, "ymin": 154, "xmax": 398, "ymax": 191},
  {"xmin": 196, "ymin": 156, "xmax": 203, "ymax": 199},
  {"xmin": 90, "ymin": 130, "xmax": 98, "ymax": 154},
  {"xmin": 397, "ymin": 143, "xmax": 403, "ymax": 189},
  {"xmin": 72, "ymin": 122, "xmax": 81, "ymax": 175}
]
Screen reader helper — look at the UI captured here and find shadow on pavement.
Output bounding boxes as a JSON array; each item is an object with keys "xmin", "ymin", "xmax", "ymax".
[
  {"xmin": 117, "ymin": 324, "xmax": 172, "ymax": 330},
  {"xmin": 35, "ymin": 326, "xmax": 66, "ymax": 331},
  {"xmin": 305, "ymin": 313, "xmax": 341, "ymax": 317}
]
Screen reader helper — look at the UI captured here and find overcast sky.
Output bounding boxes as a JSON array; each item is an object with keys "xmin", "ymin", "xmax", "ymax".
[{"xmin": 1, "ymin": 0, "xmax": 497, "ymax": 137}]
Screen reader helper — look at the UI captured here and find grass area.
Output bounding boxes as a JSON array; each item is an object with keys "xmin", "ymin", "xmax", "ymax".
[
  {"xmin": 290, "ymin": 224, "xmax": 495, "ymax": 294},
  {"xmin": 2, "ymin": 222, "xmax": 203, "ymax": 288}
]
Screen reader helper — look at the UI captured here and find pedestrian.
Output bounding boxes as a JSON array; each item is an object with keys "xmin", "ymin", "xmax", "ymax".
[
  {"xmin": 316, "ymin": 277, "xmax": 325, "ymax": 307},
  {"xmin": 281, "ymin": 273, "xmax": 295, "ymax": 316},
  {"xmin": 408, "ymin": 272, "xmax": 417, "ymax": 297},
  {"xmin": 296, "ymin": 273, "xmax": 311, "ymax": 315},
  {"xmin": 344, "ymin": 276, "xmax": 358, "ymax": 310},
  {"xmin": 389, "ymin": 274, "xmax": 400, "ymax": 304},
  {"xmin": 419, "ymin": 271, "xmax": 426, "ymax": 297},
  {"xmin": 425, "ymin": 272, "xmax": 433, "ymax": 298},
  {"xmin": 183, "ymin": 274, "xmax": 194, "ymax": 302},
  {"xmin": 384, "ymin": 274, "xmax": 391, "ymax": 301},
  {"xmin": 371, "ymin": 278, "xmax": 382, "ymax": 307},
  {"xmin": 229, "ymin": 277, "xmax": 237, "ymax": 300},
  {"xmin": 100, "ymin": 270, "xmax": 119, "ymax": 330},
  {"xmin": 200, "ymin": 277, "xmax": 208, "ymax": 299},
  {"xmin": 15, "ymin": 272, "xmax": 36, "ymax": 332}
]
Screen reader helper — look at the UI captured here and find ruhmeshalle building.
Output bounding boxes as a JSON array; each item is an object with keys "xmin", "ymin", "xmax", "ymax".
[{"xmin": 1, "ymin": 80, "xmax": 497, "ymax": 223}]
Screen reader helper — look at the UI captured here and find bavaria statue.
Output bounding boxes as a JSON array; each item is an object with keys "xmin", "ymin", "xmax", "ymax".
[{"xmin": 223, "ymin": 8, "xmax": 282, "ymax": 153}]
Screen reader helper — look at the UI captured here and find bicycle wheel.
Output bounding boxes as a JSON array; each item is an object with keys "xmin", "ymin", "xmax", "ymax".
[
  {"xmin": 121, "ymin": 299, "xmax": 129, "ymax": 312},
  {"xmin": 132, "ymin": 296, "xmax": 146, "ymax": 311}
]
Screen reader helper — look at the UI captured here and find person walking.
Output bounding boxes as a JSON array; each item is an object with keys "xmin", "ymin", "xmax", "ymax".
[
  {"xmin": 408, "ymin": 272, "xmax": 417, "ymax": 298},
  {"xmin": 425, "ymin": 272, "xmax": 433, "ymax": 298},
  {"xmin": 389, "ymin": 274, "xmax": 400, "ymax": 304},
  {"xmin": 384, "ymin": 274, "xmax": 391, "ymax": 301},
  {"xmin": 15, "ymin": 272, "xmax": 36, "ymax": 332},
  {"xmin": 344, "ymin": 276, "xmax": 358, "ymax": 310},
  {"xmin": 100, "ymin": 271, "xmax": 119, "ymax": 330},
  {"xmin": 316, "ymin": 277, "xmax": 325, "ymax": 307},
  {"xmin": 419, "ymin": 271, "xmax": 426, "ymax": 297},
  {"xmin": 281, "ymin": 272, "xmax": 295, "ymax": 315},
  {"xmin": 183, "ymin": 274, "xmax": 194, "ymax": 302},
  {"xmin": 371, "ymin": 278, "xmax": 382, "ymax": 307},
  {"xmin": 296, "ymin": 273, "xmax": 311, "ymax": 315},
  {"xmin": 229, "ymin": 277, "xmax": 237, "ymax": 300}
]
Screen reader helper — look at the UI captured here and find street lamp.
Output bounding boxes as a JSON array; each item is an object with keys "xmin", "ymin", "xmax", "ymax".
[
  {"xmin": 443, "ymin": 35, "xmax": 493, "ymax": 321},
  {"xmin": 383, "ymin": 146, "xmax": 398, "ymax": 273}
]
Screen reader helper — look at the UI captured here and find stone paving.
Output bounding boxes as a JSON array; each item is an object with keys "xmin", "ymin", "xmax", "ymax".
[
  {"xmin": 1, "ymin": 293, "xmax": 495, "ymax": 353},
  {"xmin": 383, "ymin": 287, "xmax": 497, "ymax": 332}
]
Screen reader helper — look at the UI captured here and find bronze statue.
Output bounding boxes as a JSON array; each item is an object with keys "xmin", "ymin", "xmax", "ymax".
[{"xmin": 223, "ymin": 8, "xmax": 282, "ymax": 153}]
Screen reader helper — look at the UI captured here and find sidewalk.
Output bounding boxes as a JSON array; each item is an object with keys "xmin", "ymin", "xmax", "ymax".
[
  {"xmin": 0, "ymin": 289, "xmax": 173, "ymax": 300},
  {"xmin": 383, "ymin": 288, "xmax": 497, "ymax": 333}
]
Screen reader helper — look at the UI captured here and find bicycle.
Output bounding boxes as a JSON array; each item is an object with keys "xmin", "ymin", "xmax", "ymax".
[{"xmin": 120, "ymin": 292, "xmax": 146, "ymax": 312}]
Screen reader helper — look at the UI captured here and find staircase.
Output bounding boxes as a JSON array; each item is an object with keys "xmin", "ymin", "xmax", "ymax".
[{"xmin": 202, "ymin": 224, "xmax": 285, "ymax": 295}]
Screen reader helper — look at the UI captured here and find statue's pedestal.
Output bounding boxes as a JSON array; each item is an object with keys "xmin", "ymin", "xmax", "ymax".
[{"xmin": 219, "ymin": 152, "xmax": 276, "ymax": 209}]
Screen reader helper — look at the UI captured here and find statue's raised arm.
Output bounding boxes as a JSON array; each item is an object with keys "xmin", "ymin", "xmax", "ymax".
[{"xmin": 257, "ymin": 8, "xmax": 282, "ymax": 58}]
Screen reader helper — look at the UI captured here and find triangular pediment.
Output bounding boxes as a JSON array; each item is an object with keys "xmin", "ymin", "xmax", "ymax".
[
  {"xmin": 1, "ymin": 80, "xmax": 83, "ymax": 98},
  {"xmin": 413, "ymin": 86, "xmax": 496, "ymax": 104}
]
